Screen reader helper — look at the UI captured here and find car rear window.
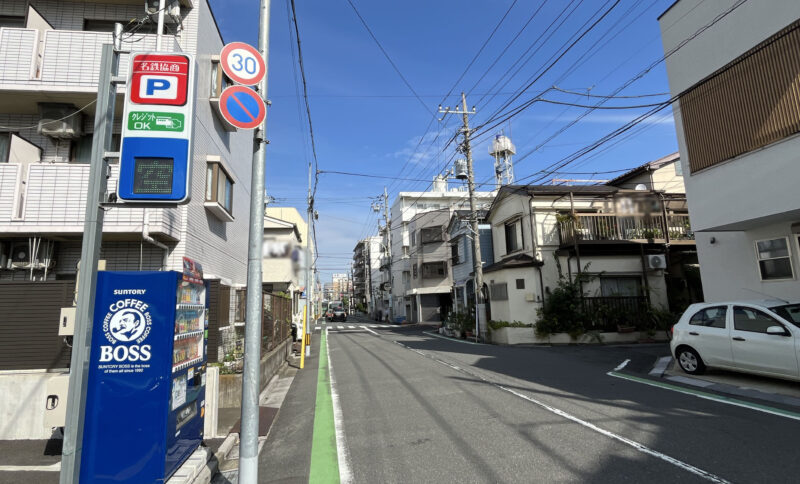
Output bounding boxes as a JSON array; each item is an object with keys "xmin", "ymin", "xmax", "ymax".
[
  {"xmin": 773, "ymin": 304, "xmax": 800, "ymax": 328},
  {"xmin": 689, "ymin": 306, "xmax": 727, "ymax": 328}
]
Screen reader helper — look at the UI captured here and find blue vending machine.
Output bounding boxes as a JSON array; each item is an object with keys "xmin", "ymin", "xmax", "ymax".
[{"xmin": 80, "ymin": 268, "xmax": 208, "ymax": 483}]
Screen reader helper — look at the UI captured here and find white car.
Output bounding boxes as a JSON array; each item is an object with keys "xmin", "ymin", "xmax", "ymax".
[{"xmin": 670, "ymin": 300, "xmax": 800, "ymax": 381}]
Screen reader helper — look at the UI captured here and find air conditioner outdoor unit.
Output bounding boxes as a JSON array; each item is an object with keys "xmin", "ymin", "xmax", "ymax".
[
  {"xmin": 37, "ymin": 103, "xmax": 83, "ymax": 139},
  {"xmin": 10, "ymin": 242, "xmax": 32, "ymax": 269},
  {"xmin": 647, "ymin": 254, "xmax": 667, "ymax": 270}
]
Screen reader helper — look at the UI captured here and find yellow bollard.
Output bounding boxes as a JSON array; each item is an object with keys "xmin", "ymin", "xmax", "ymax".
[{"xmin": 300, "ymin": 305, "xmax": 307, "ymax": 369}]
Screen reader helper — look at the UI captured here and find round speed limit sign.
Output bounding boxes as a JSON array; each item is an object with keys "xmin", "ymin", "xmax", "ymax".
[{"xmin": 220, "ymin": 42, "xmax": 265, "ymax": 86}]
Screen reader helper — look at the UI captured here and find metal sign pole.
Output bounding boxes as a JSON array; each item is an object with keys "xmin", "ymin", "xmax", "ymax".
[
  {"xmin": 238, "ymin": 0, "xmax": 272, "ymax": 481},
  {"xmin": 60, "ymin": 42, "xmax": 120, "ymax": 483}
]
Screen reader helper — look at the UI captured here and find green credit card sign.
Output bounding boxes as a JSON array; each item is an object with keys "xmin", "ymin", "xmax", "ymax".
[{"xmin": 128, "ymin": 112, "xmax": 185, "ymax": 132}]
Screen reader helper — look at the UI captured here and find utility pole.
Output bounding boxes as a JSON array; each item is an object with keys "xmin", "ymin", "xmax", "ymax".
[
  {"xmin": 439, "ymin": 93, "xmax": 485, "ymax": 340},
  {"xmin": 383, "ymin": 186, "xmax": 393, "ymax": 323},
  {"xmin": 60, "ymin": 36, "xmax": 121, "ymax": 484},
  {"xmin": 239, "ymin": 0, "xmax": 271, "ymax": 481},
  {"xmin": 304, "ymin": 157, "xmax": 313, "ymax": 358}
]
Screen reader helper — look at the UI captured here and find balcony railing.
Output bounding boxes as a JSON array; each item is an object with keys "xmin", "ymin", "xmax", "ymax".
[
  {"xmin": 558, "ymin": 213, "xmax": 692, "ymax": 246},
  {"xmin": 582, "ymin": 296, "xmax": 650, "ymax": 332},
  {"xmin": 0, "ymin": 28, "xmax": 180, "ymax": 88},
  {"xmin": 0, "ymin": 163, "xmax": 180, "ymax": 239}
]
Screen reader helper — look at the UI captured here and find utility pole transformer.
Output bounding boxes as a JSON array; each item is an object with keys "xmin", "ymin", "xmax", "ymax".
[{"xmin": 439, "ymin": 93, "xmax": 485, "ymax": 340}]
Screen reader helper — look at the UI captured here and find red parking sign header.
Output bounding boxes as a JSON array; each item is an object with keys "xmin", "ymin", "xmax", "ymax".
[{"xmin": 130, "ymin": 54, "xmax": 190, "ymax": 106}]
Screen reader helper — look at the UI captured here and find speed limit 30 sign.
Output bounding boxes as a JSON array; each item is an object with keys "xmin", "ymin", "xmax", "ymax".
[{"xmin": 220, "ymin": 42, "xmax": 265, "ymax": 86}]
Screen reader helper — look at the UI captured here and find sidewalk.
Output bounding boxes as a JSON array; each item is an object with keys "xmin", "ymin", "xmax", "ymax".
[{"xmin": 255, "ymin": 328, "xmax": 322, "ymax": 483}]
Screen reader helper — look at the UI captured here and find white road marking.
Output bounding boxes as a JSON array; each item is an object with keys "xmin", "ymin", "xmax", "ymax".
[
  {"xmin": 614, "ymin": 359, "xmax": 631, "ymax": 371},
  {"xmin": 338, "ymin": 325, "xmax": 344, "ymax": 330},
  {"xmin": 327, "ymin": 328, "xmax": 353, "ymax": 483},
  {"xmin": 392, "ymin": 341, "xmax": 729, "ymax": 484},
  {"xmin": 609, "ymin": 368, "xmax": 800, "ymax": 423},
  {"xmin": 361, "ymin": 325, "xmax": 378, "ymax": 335},
  {"xmin": 347, "ymin": 325, "xmax": 355, "ymax": 329},
  {"xmin": 649, "ymin": 356, "xmax": 672, "ymax": 376},
  {"xmin": 0, "ymin": 462, "xmax": 61, "ymax": 472}
]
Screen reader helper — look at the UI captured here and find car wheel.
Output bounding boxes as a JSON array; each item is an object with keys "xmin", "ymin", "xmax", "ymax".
[{"xmin": 676, "ymin": 346, "xmax": 706, "ymax": 375}]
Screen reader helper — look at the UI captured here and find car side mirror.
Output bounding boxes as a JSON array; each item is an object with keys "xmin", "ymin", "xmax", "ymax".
[{"xmin": 766, "ymin": 325, "xmax": 789, "ymax": 336}]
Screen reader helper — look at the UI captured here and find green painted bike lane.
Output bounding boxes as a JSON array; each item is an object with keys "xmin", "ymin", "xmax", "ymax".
[{"xmin": 308, "ymin": 329, "xmax": 341, "ymax": 484}]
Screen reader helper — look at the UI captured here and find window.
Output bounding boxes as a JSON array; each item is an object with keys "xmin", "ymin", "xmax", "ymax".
[
  {"xmin": 490, "ymin": 282, "xmax": 508, "ymax": 301},
  {"xmin": 774, "ymin": 304, "xmax": 800, "ymax": 328},
  {"xmin": 600, "ymin": 277, "xmax": 641, "ymax": 297},
  {"xmin": 410, "ymin": 231, "xmax": 416, "ymax": 247},
  {"xmin": 210, "ymin": 59, "xmax": 233, "ymax": 98},
  {"xmin": 234, "ymin": 289, "xmax": 246, "ymax": 322},
  {"xmin": 0, "ymin": 16, "xmax": 25, "ymax": 28},
  {"xmin": 421, "ymin": 262, "xmax": 446, "ymax": 279},
  {"xmin": 516, "ymin": 279, "xmax": 525, "ymax": 290},
  {"xmin": 402, "ymin": 271, "xmax": 411, "ymax": 288},
  {"xmin": 205, "ymin": 160, "xmax": 234, "ymax": 220},
  {"xmin": 402, "ymin": 246, "xmax": 409, "ymax": 258},
  {"xmin": 504, "ymin": 219, "xmax": 523, "ymax": 253},
  {"xmin": 755, "ymin": 238, "xmax": 793, "ymax": 280},
  {"xmin": 733, "ymin": 306, "xmax": 783, "ymax": 333},
  {"xmin": 0, "ymin": 133, "xmax": 9, "ymax": 163},
  {"xmin": 451, "ymin": 237, "xmax": 461, "ymax": 264},
  {"xmin": 689, "ymin": 306, "xmax": 727, "ymax": 328},
  {"xmin": 412, "ymin": 264, "xmax": 418, "ymax": 279},
  {"xmin": 420, "ymin": 226, "xmax": 443, "ymax": 244}
]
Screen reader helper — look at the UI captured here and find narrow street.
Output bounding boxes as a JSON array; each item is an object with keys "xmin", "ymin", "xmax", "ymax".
[{"xmin": 264, "ymin": 314, "xmax": 800, "ymax": 483}]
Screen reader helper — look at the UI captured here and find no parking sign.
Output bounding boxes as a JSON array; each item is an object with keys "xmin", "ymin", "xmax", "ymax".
[{"xmin": 218, "ymin": 42, "xmax": 267, "ymax": 130}]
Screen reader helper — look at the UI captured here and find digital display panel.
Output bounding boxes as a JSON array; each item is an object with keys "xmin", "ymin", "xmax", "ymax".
[{"xmin": 133, "ymin": 157, "xmax": 174, "ymax": 194}]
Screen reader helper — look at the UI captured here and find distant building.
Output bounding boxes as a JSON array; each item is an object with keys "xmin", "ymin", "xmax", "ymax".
[
  {"xmin": 659, "ymin": 1, "xmax": 800, "ymax": 301},
  {"xmin": 388, "ymin": 179, "xmax": 495, "ymax": 321}
]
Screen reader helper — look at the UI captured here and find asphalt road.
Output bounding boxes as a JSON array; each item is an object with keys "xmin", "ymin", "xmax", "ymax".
[{"xmin": 324, "ymin": 315, "xmax": 800, "ymax": 483}]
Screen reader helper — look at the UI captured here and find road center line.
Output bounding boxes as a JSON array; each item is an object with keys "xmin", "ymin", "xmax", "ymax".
[
  {"xmin": 607, "ymin": 369, "xmax": 800, "ymax": 422},
  {"xmin": 361, "ymin": 325, "xmax": 378, "ymax": 335},
  {"xmin": 391, "ymin": 340, "xmax": 729, "ymax": 484}
]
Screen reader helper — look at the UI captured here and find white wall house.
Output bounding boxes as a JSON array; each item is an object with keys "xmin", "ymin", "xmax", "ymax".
[
  {"xmin": 659, "ymin": 0, "xmax": 800, "ymax": 302},
  {"xmin": 484, "ymin": 155, "xmax": 698, "ymax": 329}
]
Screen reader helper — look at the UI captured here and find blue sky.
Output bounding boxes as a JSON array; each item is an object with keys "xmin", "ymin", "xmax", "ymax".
[{"xmin": 209, "ymin": 0, "xmax": 681, "ymax": 283}]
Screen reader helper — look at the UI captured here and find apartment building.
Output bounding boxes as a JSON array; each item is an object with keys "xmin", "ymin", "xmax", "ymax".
[
  {"xmin": 484, "ymin": 154, "xmax": 698, "ymax": 329},
  {"xmin": 402, "ymin": 209, "xmax": 453, "ymax": 323},
  {"xmin": 659, "ymin": 1, "xmax": 800, "ymax": 301},
  {"xmin": 352, "ymin": 236, "xmax": 381, "ymax": 313},
  {"xmin": 388, "ymin": 178, "xmax": 495, "ymax": 321},
  {"xmin": 331, "ymin": 272, "xmax": 352, "ymax": 301},
  {"xmin": 0, "ymin": 0, "xmax": 256, "ymax": 438},
  {"xmin": 446, "ymin": 210, "xmax": 493, "ymax": 312}
]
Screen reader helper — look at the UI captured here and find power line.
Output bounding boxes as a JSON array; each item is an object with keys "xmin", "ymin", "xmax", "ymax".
[
  {"xmin": 344, "ymin": 0, "xmax": 433, "ymax": 116},
  {"xmin": 319, "ymin": 170, "xmax": 443, "ymax": 183}
]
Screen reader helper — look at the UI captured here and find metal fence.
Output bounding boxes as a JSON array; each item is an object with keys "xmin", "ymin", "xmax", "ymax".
[
  {"xmin": 559, "ymin": 213, "xmax": 693, "ymax": 245},
  {"xmin": 262, "ymin": 292, "xmax": 292, "ymax": 352},
  {"xmin": 582, "ymin": 296, "xmax": 650, "ymax": 332}
]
